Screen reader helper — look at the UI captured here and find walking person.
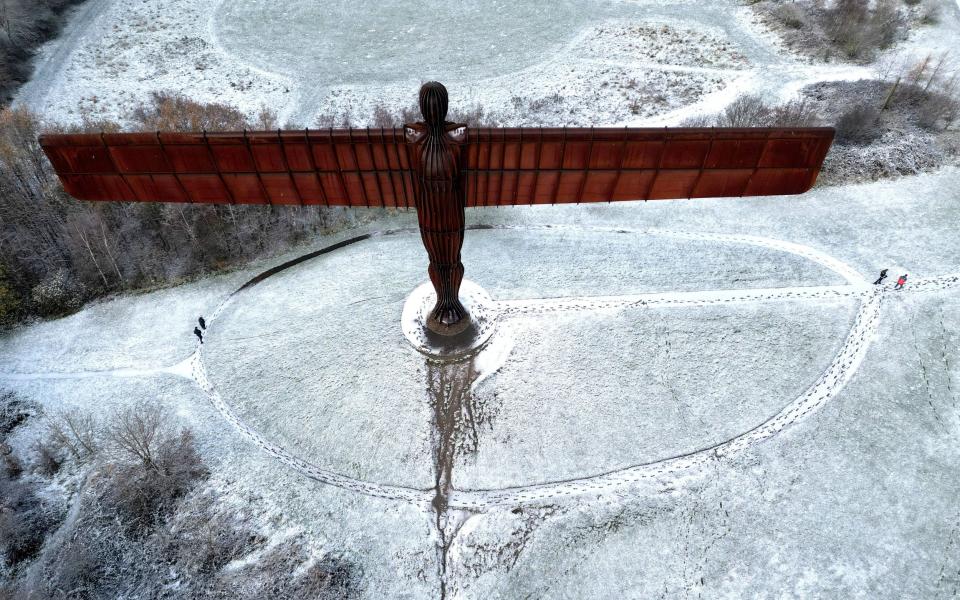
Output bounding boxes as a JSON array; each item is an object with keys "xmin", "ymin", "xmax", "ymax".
[
  {"xmin": 873, "ymin": 269, "xmax": 888, "ymax": 285},
  {"xmin": 193, "ymin": 326, "xmax": 204, "ymax": 344},
  {"xmin": 894, "ymin": 274, "xmax": 908, "ymax": 290},
  {"xmin": 198, "ymin": 316, "xmax": 206, "ymax": 330}
]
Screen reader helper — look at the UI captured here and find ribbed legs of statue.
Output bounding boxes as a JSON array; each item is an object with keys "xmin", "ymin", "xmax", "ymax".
[
  {"xmin": 427, "ymin": 259, "xmax": 467, "ymax": 328},
  {"xmin": 419, "ymin": 216, "xmax": 468, "ymax": 331}
]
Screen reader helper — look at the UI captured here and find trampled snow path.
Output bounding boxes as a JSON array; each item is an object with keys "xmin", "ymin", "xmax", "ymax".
[
  {"xmin": 13, "ymin": 0, "xmax": 112, "ymax": 114},
  {"xmin": 181, "ymin": 229, "xmax": 958, "ymax": 511},
  {"xmin": 0, "ymin": 356, "xmax": 194, "ymax": 382},
  {"xmin": 3, "ymin": 229, "xmax": 957, "ymax": 510}
]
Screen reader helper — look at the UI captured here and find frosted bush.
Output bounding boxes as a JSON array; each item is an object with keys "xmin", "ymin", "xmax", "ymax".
[{"xmin": 29, "ymin": 269, "xmax": 83, "ymax": 315}]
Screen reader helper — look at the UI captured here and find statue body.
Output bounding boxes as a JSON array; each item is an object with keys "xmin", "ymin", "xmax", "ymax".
[{"xmin": 406, "ymin": 82, "xmax": 469, "ymax": 333}]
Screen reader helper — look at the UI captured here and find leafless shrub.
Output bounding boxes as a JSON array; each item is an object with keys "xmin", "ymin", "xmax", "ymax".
[
  {"xmin": 880, "ymin": 53, "xmax": 959, "ymax": 131},
  {"xmin": 398, "ymin": 102, "xmax": 420, "ymax": 125},
  {"xmin": 105, "ymin": 401, "xmax": 165, "ymax": 469},
  {"xmin": 22, "ymin": 514, "xmax": 139, "ymax": 598},
  {"xmin": 449, "ymin": 103, "xmax": 497, "ymax": 127},
  {"xmin": 45, "ymin": 408, "xmax": 99, "ymax": 461},
  {"xmin": 371, "ymin": 104, "xmax": 396, "ymax": 128},
  {"xmin": 206, "ymin": 539, "xmax": 357, "ymax": 600},
  {"xmin": 131, "ymin": 91, "xmax": 250, "ymax": 132},
  {"xmin": 0, "ymin": 443, "xmax": 21, "ymax": 479},
  {"xmin": 770, "ymin": 98, "xmax": 821, "ymax": 127},
  {"xmin": 869, "ymin": 0, "xmax": 904, "ymax": 50},
  {"xmin": 679, "ymin": 114, "xmax": 714, "ymax": 127},
  {"xmin": 0, "ymin": 469, "xmax": 61, "ymax": 568},
  {"xmin": 760, "ymin": 0, "xmax": 909, "ymax": 63},
  {"xmin": 1, "ymin": 400, "xmax": 355, "ymax": 598},
  {"xmin": 917, "ymin": 92, "xmax": 959, "ymax": 130},
  {"xmin": 159, "ymin": 493, "xmax": 266, "ymax": 579},
  {"xmin": 97, "ymin": 402, "xmax": 207, "ymax": 535},
  {"xmin": 682, "ymin": 95, "xmax": 820, "ymax": 128},
  {"xmin": 315, "ymin": 110, "xmax": 353, "ymax": 128},
  {"xmin": 363, "ymin": 101, "xmax": 421, "ymax": 128},
  {"xmin": 716, "ymin": 95, "xmax": 772, "ymax": 127},
  {"xmin": 775, "ymin": 3, "xmax": 808, "ymax": 29},
  {"xmin": 829, "ymin": 0, "xmax": 869, "ymax": 56},
  {"xmin": 835, "ymin": 102, "xmax": 882, "ymax": 145},
  {"xmin": 0, "ymin": 393, "xmax": 30, "ymax": 439},
  {"xmin": 253, "ymin": 106, "xmax": 279, "ymax": 130},
  {"xmin": 828, "ymin": 0, "xmax": 906, "ymax": 60},
  {"xmin": 31, "ymin": 438, "xmax": 61, "ymax": 476},
  {"xmin": 0, "ymin": 392, "xmax": 61, "ymax": 569},
  {"xmin": 290, "ymin": 556, "xmax": 356, "ymax": 600},
  {"xmin": 3, "ymin": 413, "xmax": 206, "ymax": 593}
]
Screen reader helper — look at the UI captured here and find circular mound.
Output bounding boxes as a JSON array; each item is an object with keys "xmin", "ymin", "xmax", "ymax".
[
  {"xmin": 401, "ymin": 280, "xmax": 498, "ymax": 360},
  {"xmin": 214, "ymin": 0, "xmax": 614, "ymax": 84},
  {"xmin": 198, "ymin": 227, "xmax": 869, "ymax": 501}
]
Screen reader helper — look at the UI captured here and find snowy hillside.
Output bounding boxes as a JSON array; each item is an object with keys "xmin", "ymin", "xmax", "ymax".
[{"xmin": 3, "ymin": 0, "xmax": 960, "ymax": 598}]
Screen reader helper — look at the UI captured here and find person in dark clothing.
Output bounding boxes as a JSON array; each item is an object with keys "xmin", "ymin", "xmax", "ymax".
[
  {"xmin": 198, "ymin": 316, "xmax": 206, "ymax": 330},
  {"xmin": 194, "ymin": 327, "xmax": 203, "ymax": 343},
  {"xmin": 873, "ymin": 269, "xmax": 888, "ymax": 285},
  {"xmin": 894, "ymin": 274, "xmax": 908, "ymax": 290}
]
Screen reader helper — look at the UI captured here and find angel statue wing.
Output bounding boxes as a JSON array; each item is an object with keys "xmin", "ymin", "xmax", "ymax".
[{"xmin": 39, "ymin": 127, "xmax": 832, "ymax": 207}]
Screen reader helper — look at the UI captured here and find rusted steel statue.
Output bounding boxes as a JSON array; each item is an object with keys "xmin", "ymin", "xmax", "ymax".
[
  {"xmin": 38, "ymin": 82, "xmax": 834, "ymax": 335},
  {"xmin": 405, "ymin": 82, "xmax": 469, "ymax": 331}
]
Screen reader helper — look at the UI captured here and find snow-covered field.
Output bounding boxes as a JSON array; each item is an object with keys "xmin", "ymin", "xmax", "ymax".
[
  {"xmin": 4, "ymin": 167, "xmax": 960, "ymax": 597},
  {"xmin": 5, "ymin": 0, "xmax": 960, "ymax": 597},
  {"xmin": 15, "ymin": 0, "xmax": 880, "ymax": 127}
]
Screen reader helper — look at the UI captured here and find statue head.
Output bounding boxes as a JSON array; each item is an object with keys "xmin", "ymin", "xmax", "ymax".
[{"xmin": 419, "ymin": 81, "xmax": 448, "ymax": 128}]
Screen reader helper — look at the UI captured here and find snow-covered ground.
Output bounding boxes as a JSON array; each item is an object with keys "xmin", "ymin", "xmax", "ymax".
[
  {"xmin": 5, "ymin": 0, "xmax": 960, "ymax": 597},
  {"xmin": 15, "ymin": 0, "xmax": 878, "ymax": 127},
  {"xmin": 4, "ymin": 166, "xmax": 960, "ymax": 597}
]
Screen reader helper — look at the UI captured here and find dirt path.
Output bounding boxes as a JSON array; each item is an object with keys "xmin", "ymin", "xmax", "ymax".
[{"xmin": 13, "ymin": 0, "xmax": 112, "ymax": 113}]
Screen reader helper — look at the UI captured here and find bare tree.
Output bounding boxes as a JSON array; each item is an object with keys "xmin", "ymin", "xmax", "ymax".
[
  {"xmin": 105, "ymin": 401, "xmax": 166, "ymax": 471},
  {"xmin": 46, "ymin": 409, "xmax": 99, "ymax": 461}
]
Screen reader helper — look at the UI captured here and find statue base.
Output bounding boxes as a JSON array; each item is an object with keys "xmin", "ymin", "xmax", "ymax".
[{"xmin": 401, "ymin": 280, "xmax": 497, "ymax": 361}]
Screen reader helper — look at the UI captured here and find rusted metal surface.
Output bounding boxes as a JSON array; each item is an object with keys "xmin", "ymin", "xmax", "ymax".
[
  {"xmin": 462, "ymin": 127, "xmax": 833, "ymax": 205},
  {"xmin": 38, "ymin": 128, "xmax": 833, "ymax": 209},
  {"xmin": 39, "ymin": 129, "xmax": 416, "ymax": 207},
  {"xmin": 38, "ymin": 82, "xmax": 835, "ymax": 331}
]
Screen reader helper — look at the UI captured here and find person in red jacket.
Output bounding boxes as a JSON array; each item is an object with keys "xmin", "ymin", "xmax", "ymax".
[{"xmin": 894, "ymin": 274, "xmax": 908, "ymax": 290}]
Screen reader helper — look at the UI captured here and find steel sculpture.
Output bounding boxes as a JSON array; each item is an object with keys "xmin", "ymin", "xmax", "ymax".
[{"xmin": 39, "ymin": 81, "xmax": 835, "ymax": 334}]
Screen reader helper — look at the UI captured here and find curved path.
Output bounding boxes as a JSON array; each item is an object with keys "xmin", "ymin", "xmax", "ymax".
[
  {"xmin": 182, "ymin": 227, "xmax": 959, "ymax": 511},
  {"xmin": 13, "ymin": 0, "xmax": 112, "ymax": 112},
  {"xmin": 210, "ymin": 0, "xmax": 873, "ymax": 125}
]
